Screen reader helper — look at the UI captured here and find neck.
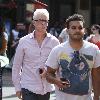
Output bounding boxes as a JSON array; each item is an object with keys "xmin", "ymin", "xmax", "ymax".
[
  {"xmin": 69, "ymin": 39, "xmax": 83, "ymax": 50},
  {"xmin": 34, "ymin": 31, "xmax": 47, "ymax": 46},
  {"xmin": 34, "ymin": 30, "xmax": 46, "ymax": 39}
]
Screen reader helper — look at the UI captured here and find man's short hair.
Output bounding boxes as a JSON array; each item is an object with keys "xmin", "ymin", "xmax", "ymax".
[
  {"xmin": 66, "ymin": 14, "xmax": 85, "ymax": 29},
  {"xmin": 33, "ymin": 9, "xmax": 49, "ymax": 21}
]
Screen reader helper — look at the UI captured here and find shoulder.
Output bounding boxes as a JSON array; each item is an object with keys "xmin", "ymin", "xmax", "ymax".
[
  {"xmin": 18, "ymin": 33, "xmax": 31, "ymax": 44},
  {"xmin": 52, "ymin": 41, "xmax": 67, "ymax": 51},
  {"xmin": 86, "ymin": 34, "xmax": 94, "ymax": 41},
  {"xmin": 84, "ymin": 40, "xmax": 99, "ymax": 50}
]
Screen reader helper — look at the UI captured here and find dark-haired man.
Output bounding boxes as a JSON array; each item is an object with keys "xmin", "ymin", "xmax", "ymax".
[{"xmin": 46, "ymin": 14, "xmax": 100, "ymax": 100}]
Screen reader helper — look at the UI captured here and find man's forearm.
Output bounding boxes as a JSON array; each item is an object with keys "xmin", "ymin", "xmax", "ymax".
[
  {"xmin": 46, "ymin": 73, "xmax": 57, "ymax": 84},
  {"xmin": 92, "ymin": 68, "xmax": 100, "ymax": 100}
]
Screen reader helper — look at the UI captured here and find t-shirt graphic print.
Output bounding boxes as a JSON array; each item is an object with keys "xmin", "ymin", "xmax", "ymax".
[{"xmin": 59, "ymin": 51, "xmax": 93, "ymax": 95}]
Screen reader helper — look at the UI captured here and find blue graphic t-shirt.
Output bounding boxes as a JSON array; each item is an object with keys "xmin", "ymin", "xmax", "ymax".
[
  {"xmin": 46, "ymin": 41, "xmax": 100, "ymax": 98},
  {"xmin": 59, "ymin": 50, "xmax": 93, "ymax": 95}
]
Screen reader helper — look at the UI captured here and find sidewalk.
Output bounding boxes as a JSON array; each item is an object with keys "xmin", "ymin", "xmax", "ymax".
[{"xmin": 2, "ymin": 69, "xmax": 17, "ymax": 100}]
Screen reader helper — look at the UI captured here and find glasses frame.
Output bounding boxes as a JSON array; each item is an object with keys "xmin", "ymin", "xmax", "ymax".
[{"xmin": 34, "ymin": 19, "xmax": 49, "ymax": 23}]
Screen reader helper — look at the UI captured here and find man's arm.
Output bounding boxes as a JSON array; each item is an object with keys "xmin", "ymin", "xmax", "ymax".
[
  {"xmin": 92, "ymin": 67, "xmax": 100, "ymax": 100},
  {"xmin": 46, "ymin": 66, "xmax": 70, "ymax": 88}
]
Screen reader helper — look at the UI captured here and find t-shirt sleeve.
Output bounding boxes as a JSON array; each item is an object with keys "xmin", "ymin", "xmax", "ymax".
[
  {"xmin": 45, "ymin": 47, "xmax": 59, "ymax": 69},
  {"xmin": 94, "ymin": 49, "xmax": 100, "ymax": 68}
]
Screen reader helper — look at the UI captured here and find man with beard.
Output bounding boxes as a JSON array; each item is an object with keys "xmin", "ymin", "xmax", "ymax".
[{"xmin": 45, "ymin": 14, "xmax": 100, "ymax": 100}]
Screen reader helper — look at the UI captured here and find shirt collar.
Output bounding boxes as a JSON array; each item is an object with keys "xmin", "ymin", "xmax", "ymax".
[{"xmin": 29, "ymin": 31, "xmax": 51, "ymax": 39}]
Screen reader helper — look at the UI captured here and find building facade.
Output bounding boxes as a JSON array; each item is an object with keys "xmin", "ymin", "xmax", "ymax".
[{"xmin": 0, "ymin": 0, "xmax": 100, "ymax": 29}]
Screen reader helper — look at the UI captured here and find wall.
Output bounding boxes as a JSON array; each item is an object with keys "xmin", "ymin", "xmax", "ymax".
[{"xmin": 76, "ymin": 0, "xmax": 91, "ymax": 27}]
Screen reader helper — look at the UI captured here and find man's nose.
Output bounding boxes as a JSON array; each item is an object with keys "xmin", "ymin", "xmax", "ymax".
[{"xmin": 76, "ymin": 28, "xmax": 80, "ymax": 32}]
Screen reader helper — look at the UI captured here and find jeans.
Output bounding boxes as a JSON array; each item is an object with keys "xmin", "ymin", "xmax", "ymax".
[{"xmin": 22, "ymin": 88, "xmax": 50, "ymax": 100}]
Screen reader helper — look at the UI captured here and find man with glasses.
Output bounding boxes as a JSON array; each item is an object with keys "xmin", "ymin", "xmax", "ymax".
[
  {"xmin": 45, "ymin": 14, "xmax": 100, "ymax": 100},
  {"xmin": 12, "ymin": 9, "xmax": 60, "ymax": 100}
]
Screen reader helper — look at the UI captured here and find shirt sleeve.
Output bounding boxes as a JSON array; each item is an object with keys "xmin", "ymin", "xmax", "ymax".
[
  {"xmin": 45, "ymin": 46, "xmax": 59, "ymax": 69},
  {"xmin": 12, "ymin": 39, "xmax": 25, "ymax": 92},
  {"xmin": 94, "ymin": 49, "xmax": 100, "ymax": 68},
  {"xmin": 4, "ymin": 32, "xmax": 8, "ymax": 42}
]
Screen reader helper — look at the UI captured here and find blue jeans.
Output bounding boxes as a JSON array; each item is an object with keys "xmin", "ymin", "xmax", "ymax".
[{"xmin": 22, "ymin": 88, "xmax": 50, "ymax": 100}]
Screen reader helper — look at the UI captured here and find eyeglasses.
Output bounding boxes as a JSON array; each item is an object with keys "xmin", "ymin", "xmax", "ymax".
[{"xmin": 34, "ymin": 19, "xmax": 48, "ymax": 23}]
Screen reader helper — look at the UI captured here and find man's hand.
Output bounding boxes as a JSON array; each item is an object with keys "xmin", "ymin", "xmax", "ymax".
[
  {"xmin": 55, "ymin": 78, "xmax": 70, "ymax": 89},
  {"xmin": 39, "ymin": 68, "xmax": 47, "ymax": 78},
  {"xmin": 46, "ymin": 66, "xmax": 70, "ymax": 89},
  {"xmin": 16, "ymin": 91, "xmax": 22, "ymax": 99}
]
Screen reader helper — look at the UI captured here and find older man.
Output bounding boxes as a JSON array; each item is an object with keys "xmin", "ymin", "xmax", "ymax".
[{"xmin": 12, "ymin": 9, "xmax": 60, "ymax": 100}]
